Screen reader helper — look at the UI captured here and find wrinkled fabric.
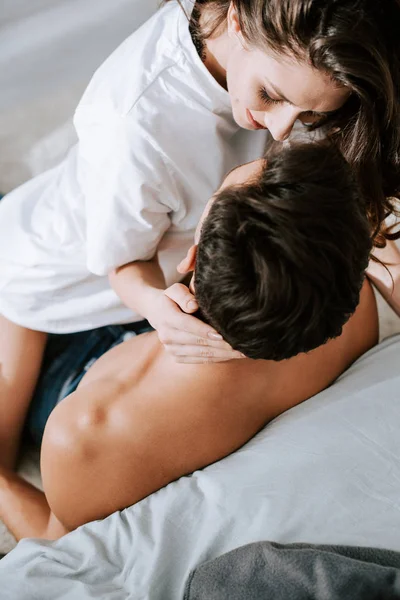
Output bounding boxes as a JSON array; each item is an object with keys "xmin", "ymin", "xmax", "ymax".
[
  {"xmin": 0, "ymin": 0, "xmax": 159, "ymax": 192},
  {"xmin": 184, "ymin": 542, "xmax": 400, "ymax": 600},
  {"xmin": 0, "ymin": 335, "xmax": 399, "ymax": 599}
]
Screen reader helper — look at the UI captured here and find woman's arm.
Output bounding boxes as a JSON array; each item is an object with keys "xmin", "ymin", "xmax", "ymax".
[{"xmin": 367, "ymin": 240, "xmax": 400, "ymax": 316}]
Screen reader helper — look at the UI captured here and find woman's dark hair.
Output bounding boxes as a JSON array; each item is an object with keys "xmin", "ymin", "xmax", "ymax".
[
  {"xmin": 167, "ymin": 0, "xmax": 400, "ymax": 246},
  {"xmin": 194, "ymin": 143, "xmax": 372, "ymax": 360}
]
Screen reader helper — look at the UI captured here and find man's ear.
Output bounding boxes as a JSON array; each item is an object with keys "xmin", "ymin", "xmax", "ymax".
[{"xmin": 177, "ymin": 244, "xmax": 197, "ymax": 274}]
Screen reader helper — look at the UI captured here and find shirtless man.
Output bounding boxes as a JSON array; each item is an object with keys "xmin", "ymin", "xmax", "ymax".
[{"xmin": 0, "ymin": 144, "xmax": 377, "ymax": 542}]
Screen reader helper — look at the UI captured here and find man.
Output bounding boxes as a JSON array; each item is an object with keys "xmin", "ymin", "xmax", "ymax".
[{"xmin": 0, "ymin": 144, "xmax": 377, "ymax": 541}]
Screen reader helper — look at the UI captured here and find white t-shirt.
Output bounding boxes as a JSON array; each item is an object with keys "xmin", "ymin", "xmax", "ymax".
[{"xmin": 0, "ymin": 0, "xmax": 269, "ymax": 333}]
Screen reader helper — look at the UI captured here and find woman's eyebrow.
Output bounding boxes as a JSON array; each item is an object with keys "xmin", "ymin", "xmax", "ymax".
[
  {"xmin": 265, "ymin": 78, "xmax": 339, "ymax": 115},
  {"xmin": 265, "ymin": 78, "xmax": 292, "ymax": 104}
]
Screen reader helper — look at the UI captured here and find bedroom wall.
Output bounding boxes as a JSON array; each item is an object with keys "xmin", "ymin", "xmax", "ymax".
[{"xmin": 0, "ymin": 0, "xmax": 159, "ymax": 192}]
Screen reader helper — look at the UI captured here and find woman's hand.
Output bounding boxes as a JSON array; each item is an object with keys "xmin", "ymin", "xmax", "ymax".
[
  {"xmin": 145, "ymin": 283, "xmax": 244, "ymax": 363},
  {"xmin": 367, "ymin": 240, "xmax": 400, "ymax": 317},
  {"xmin": 109, "ymin": 259, "xmax": 244, "ymax": 363}
]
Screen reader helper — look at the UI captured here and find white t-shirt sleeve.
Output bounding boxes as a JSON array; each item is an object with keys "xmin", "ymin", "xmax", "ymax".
[{"xmin": 74, "ymin": 103, "xmax": 173, "ymax": 277}]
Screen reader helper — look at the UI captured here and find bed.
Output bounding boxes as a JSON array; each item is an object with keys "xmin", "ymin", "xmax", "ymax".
[
  {"xmin": 1, "ymin": 2, "xmax": 400, "ymax": 597},
  {"xmin": 0, "ymin": 334, "xmax": 400, "ymax": 598}
]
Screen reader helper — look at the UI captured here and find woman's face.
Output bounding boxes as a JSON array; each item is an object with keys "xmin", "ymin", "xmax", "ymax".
[{"xmin": 225, "ymin": 25, "xmax": 350, "ymax": 140}]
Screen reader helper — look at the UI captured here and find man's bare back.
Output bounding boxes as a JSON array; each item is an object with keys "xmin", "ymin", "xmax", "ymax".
[{"xmin": 39, "ymin": 280, "xmax": 377, "ymax": 533}]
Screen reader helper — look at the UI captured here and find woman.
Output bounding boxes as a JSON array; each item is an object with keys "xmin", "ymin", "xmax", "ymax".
[
  {"xmin": 178, "ymin": 0, "xmax": 400, "ymax": 316},
  {"xmin": 0, "ymin": 0, "xmax": 398, "ymax": 471}
]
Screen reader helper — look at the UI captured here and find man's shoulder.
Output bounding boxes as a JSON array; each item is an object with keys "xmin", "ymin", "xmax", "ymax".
[{"xmin": 40, "ymin": 348, "xmax": 264, "ymax": 531}]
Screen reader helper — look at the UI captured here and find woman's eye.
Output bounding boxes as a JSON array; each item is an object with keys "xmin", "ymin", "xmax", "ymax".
[{"xmin": 258, "ymin": 87, "xmax": 281, "ymax": 105}]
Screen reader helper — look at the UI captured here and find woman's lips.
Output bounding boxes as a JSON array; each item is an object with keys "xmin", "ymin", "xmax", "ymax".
[{"xmin": 246, "ymin": 109, "xmax": 266, "ymax": 130}]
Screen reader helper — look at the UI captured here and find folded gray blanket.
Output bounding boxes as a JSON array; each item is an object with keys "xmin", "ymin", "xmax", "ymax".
[{"xmin": 184, "ymin": 542, "xmax": 400, "ymax": 599}]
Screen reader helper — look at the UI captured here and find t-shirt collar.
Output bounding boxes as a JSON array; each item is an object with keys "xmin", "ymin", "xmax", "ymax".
[{"xmin": 177, "ymin": 0, "xmax": 234, "ymax": 117}]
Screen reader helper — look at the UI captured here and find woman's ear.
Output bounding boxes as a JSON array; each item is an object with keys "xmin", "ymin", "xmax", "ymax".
[
  {"xmin": 177, "ymin": 244, "xmax": 197, "ymax": 274},
  {"xmin": 227, "ymin": 2, "xmax": 241, "ymax": 36},
  {"xmin": 227, "ymin": 2, "xmax": 246, "ymax": 46}
]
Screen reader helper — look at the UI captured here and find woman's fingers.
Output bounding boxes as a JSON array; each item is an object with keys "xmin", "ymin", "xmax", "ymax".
[
  {"xmin": 167, "ymin": 346, "xmax": 244, "ymax": 363},
  {"xmin": 157, "ymin": 327, "xmax": 233, "ymax": 350},
  {"xmin": 168, "ymin": 307, "xmax": 224, "ymax": 342},
  {"xmin": 154, "ymin": 284, "xmax": 243, "ymax": 363},
  {"xmin": 164, "ymin": 283, "xmax": 199, "ymax": 314},
  {"xmin": 165, "ymin": 344, "xmax": 242, "ymax": 359},
  {"xmin": 163, "ymin": 283, "xmax": 223, "ymax": 340}
]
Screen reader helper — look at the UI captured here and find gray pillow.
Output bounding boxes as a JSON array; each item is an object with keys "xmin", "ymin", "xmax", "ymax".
[{"xmin": 184, "ymin": 542, "xmax": 400, "ymax": 600}]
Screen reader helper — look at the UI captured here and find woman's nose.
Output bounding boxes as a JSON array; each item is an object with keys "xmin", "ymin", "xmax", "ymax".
[{"xmin": 263, "ymin": 107, "xmax": 298, "ymax": 142}]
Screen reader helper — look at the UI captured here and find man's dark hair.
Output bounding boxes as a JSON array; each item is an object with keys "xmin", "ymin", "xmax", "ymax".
[{"xmin": 194, "ymin": 143, "xmax": 372, "ymax": 361}]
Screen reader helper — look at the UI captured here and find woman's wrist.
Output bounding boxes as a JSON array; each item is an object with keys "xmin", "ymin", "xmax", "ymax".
[
  {"xmin": 134, "ymin": 286, "xmax": 164, "ymax": 324},
  {"xmin": 109, "ymin": 259, "xmax": 166, "ymax": 317}
]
